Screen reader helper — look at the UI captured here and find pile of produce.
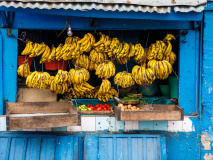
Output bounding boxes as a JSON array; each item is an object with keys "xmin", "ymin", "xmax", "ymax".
[
  {"xmin": 117, "ymin": 103, "xmax": 141, "ymax": 111},
  {"xmin": 77, "ymin": 104, "xmax": 112, "ymax": 111}
]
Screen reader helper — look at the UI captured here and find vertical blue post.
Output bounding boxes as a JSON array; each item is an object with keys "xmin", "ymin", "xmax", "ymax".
[
  {"xmin": 0, "ymin": 28, "xmax": 18, "ymax": 115},
  {"xmin": 84, "ymin": 135, "xmax": 99, "ymax": 160},
  {"xmin": 0, "ymin": 33, "xmax": 3, "ymax": 115}
]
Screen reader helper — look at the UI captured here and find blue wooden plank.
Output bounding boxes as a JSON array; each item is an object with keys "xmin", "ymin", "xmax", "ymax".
[
  {"xmin": 147, "ymin": 138, "xmax": 154, "ymax": 160},
  {"xmin": 99, "ymin": 138, "xmax": 108, "ymax": 160},
  {"xmin": 77, "ymin": 136, "xmax": 84, "ymax": 160},
  {"xmin": 127, "ymin": 137, "xmax": 132, "ymax": 160},
  {"xmin": 1, "ymin": 28, "xmax": 18, "ymax": 105},
  {"xmin": 84, "ymin": 135, "xmax": 98, "ymax": 160},
  {"xmin": 25, "ymin": 138, "xmax": 41, "ymax": 160},
  {"xmin": 116, "ymin": 138, "xmax": 128, "ymax": 160},
  {"xmin": 55, "ymin": 136, "xmax": 74, "ymax": 160},
  {"xmin": 179, "ymin": 30, "xmax": 198, "ymax": 115},
  {"xmin": 143, "ymin": 137, "xmax": 147, "ymax": 160},
  {"xmin": 40, "ymin": 138, "xmax": 56, "ymax": 160},
  {"xmin": 9, "ymin": 138, "xmax": 27, "ymax": 160},
  {"xmin": 0, "ymin": 6, "xmax": 203, "ymax": 21},
  {"xmin": 2, "ymin": 12, "xmax": 193, "ymax": 30},
  {"xmin": 0, "ymin": 137, "xmax": 11, "ymax": 160},
  {"xmin": 131, "ymin": 138, "xmax": 143, "ymax": 160},
  {"xmin": 0, "ymin": 33, "xmax": 3, "ymax": 115},
  {"xmin": 160, "ymin": 137, "xmax": 167, "ymax": 160}
]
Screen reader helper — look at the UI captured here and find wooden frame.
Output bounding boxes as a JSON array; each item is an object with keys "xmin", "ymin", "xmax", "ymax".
[
  {"xmin": 80, "ymin": 111, "xmax": 114, "ymax": 115},
  {"xmin": 114, "ymin": 104, "xmax": 184, "ymax": 121},
  {"xmin": 5, "ymin": 99, "xmax": 81, "ymax": 130}
]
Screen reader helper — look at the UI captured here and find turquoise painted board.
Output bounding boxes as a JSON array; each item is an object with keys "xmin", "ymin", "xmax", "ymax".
[
  {"xmin": 9, "ymin": 138, "xmax": 27, "ymax": 160},
  {"xmin": 25, "ymin": 138, "xmax": 41, "ymax": 160},
  {"xmin": 0, "ymin": 137, "xmax": 11, "ymax": 160}
]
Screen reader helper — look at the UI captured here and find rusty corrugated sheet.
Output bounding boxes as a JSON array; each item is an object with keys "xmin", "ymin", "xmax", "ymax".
[{"xmin": 0, "ymin": 0, "xmax": 207, "ymax": 13}]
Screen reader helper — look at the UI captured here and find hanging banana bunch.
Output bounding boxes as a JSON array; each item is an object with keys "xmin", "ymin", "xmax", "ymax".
[
  {"xmin": 95, "ymin": 61, "xmax": 116, "ymax": 79},
  {"xmin": 68, "ymin": 67, "xmax": 90, "ymax": 84},
  {"xmin": 17, "ymin": 62, "xmax": 30, "ymax": 78},
  {"xmin": 73, "ymin": 82, "xmax": 95, "ymax": 94},
  {"xmin": 114, "ymin": 71, "xmax": 135, "ymax": 88},
  {"xmin": 116, "ymin": 57, "xmax": 130, "ymax": 65},
  {"xmin": 39, "ymin": 45, "xmax": 51, "ymax": 63},
  {"xmin": 47, "ymin": 46, "xmax": 56, "ymax": 62},
  {"xmin": 132, "ymin": 65, "xmax": 156, "ymax": 86},
  {"xmin": 88, "ymin": 61, "xmax": 100, "ymax": 71},
  {"xmin": 26, "ymin": 71, "xmax": 51, "ymax": 89},
  {"xmin": 133, "ymin": 44, "xmax": 146, "ymax": 64},
  {"xmin": 147, "ymin": 60, "xmax": 172, "ymax": 80},
  {"xmin": 75, "ymin": 33, "xmax": 95, "ymax": 53},
  {"xmin": 89, "ymin": 49, "xmax": 107, "ymax": 63},
  {"xmin": 54, "ymin": 70, "xmax": 69, "ymax": 84},
  {"xmin": 75, "ymin": 54, "xmax": 90, "ymax": 70},
  {"xmin": 28, "ymin": 42, "xmax": 47, "ymax": 57},
  {"xmin": 21, "ymin": 41, "xmax": 34, "ymax": 56},
  {"xmin": 163, "ymin": 51, "xmax": 176, "ymax": 65},
  {"xmin": 50, "ymin": 78, "xmax": 69, "ymax": 94},
  {"xmin": 98, "ymin": 79, "xmax": 111, "ymax": 95},
  {"xmin": 107, "ymin": 38, "xmax": 120, "ymax": 58}
]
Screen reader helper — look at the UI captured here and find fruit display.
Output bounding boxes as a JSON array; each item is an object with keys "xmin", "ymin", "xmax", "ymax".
[
  {"xmin": 77, "ymin": 104, "xmax": 112, "ymax": 111},
  {"xmin": 68, "ymin": 67, "xmax": 90, "ymax": 84},
  {"xmin": 147, "ymin": 60, "xmax": 172, "ymax": 80},
  {"xmin": 95, "ymin": 61, "xmax": 116, "ymax": 78},
  {"xmin": 114, "ymin": 71, "xmax": 135, "ymax": 88},
  {"xmin": 26, "ymin": 71, "xmax": 51, "ymax": 89},
  {"xmin": 18, "ymin": 32, "xmax": 177, "ymax": 103},
  {"xmin": 118, "ymin": 103, "xmax": 141, "ymax": 111},
  {"xmin": 132, "ymin": 65, "xmax": 156, "ymax": 86},
  {"xmin": 17, "ymin": 62, "xmax": 30, "ymax": 78},
  {"xmin": 77, "ymin": 105, "xmax": 92, "ymax": 111}
]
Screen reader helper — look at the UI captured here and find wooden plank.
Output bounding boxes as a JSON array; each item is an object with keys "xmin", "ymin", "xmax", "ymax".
[
  {"xmin": 40, "ymin": 138, "xmax": 56, "ymax": 160},
  {"xmin": 80, "ymin": 111, "xmax": 114, "ymax": 115},
  {"xmin": 7, "ymin": 101, "xmax": 75, "ymax": 114},
  {"xmin": 9, "ymin": 138, "xmax": 28, "ymax": 160},
  {"xmin": 0, "ymin": 137, "xmax": 11, "ymax": 160},
  {"xmin": 25, "ymin": 138, "xmax": 41, "ymax": 160},
  {"xmin": 114, "ymin": 105, "xmax": 183, "ymax": 121},
  {"xmin": 8, "ymin": 114, "xmax": 80, "ymax": 130},
  {"xmin": 17, "ymin": 88, "xmax": 57, "ymax": 102}
]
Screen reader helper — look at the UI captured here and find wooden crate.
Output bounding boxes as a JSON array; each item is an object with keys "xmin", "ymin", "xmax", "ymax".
[
  {"xmin": 5, "ymin": 99, "xmax": 81, "ymax": 130},
  {"xmin": 17, "ymin": 88, "xmax": 57, "ymax": 102},
  {"xmin": 80, "ymin": 111, "xmax": 114, "ymax": 115},
  {"xmin": 114, "ymin": 104, "xmax": 184, "ymax": 121}
]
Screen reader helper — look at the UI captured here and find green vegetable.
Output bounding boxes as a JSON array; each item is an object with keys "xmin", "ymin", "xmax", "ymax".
[
  {"xmin": 140, "ymin": 100, "xmax": 147, "ymax": 104},
  {"xmin": 122, "ymin": 97, "xmax": 139, "ymax": 101}
]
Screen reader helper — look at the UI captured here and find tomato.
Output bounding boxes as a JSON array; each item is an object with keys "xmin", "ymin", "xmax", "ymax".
[
  {"xmin": 96, "ymin": 107, "xmax": 102, "ymax": 111},
  {"xmin": 95, "ymin": 104, "xmax": 99, "ymax": 108},
  {"xmin": 104, "ymin": 104, "xmax": 108, "ymax": 107},
  {"xmin": 90, "ymin": 105, "xmax": 93, "ymax": 108},
  {"xmin": 87, "ymin": 104, "xmax": 90, "ymax": 107},
  {"xmin": 103, "ymin": 108, "xmax": 107, "ymax": 111},
  {"xmin": 90, "ymin": 107, "xmax": 95, "ymax": 110},
  {"xmin": 100, "ymin": 104, "xmax": 103, "ymax": 107}
]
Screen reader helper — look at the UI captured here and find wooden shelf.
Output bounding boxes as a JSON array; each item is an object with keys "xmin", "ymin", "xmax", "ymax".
[
  {"xmin": 80, "ymin": 111, "xmax": 114, "ymax": 115},
  {"xmin": 114, "ymin": 104, "xmax": 184, "ymax": 121},
  {"xmin": 5, "ymin": 100, "xmax": 81, "ymax": 130}
]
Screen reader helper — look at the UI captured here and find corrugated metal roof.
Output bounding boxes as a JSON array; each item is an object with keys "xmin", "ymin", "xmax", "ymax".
[{"xmin": 0, "ymin": 0, "xmax": 207, "ymax": 13}]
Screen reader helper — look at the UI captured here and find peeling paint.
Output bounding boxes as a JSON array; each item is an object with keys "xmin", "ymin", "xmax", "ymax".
[
  {"xmin": 204, "ymin": 153, "xmax": 213, "ymax": 160},
  {"xmin": 201, "ymin": 134, "xmax": 211, "ymax": 150}
]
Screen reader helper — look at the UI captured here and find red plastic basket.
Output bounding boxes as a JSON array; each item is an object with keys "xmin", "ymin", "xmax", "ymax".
[
  {"xmin": 45, "ymin": 60, "xmax": 68, "ymax": 70},
  {"xmin": 18, "ymin": 56, "xmax": 33, "ymax": 67}
]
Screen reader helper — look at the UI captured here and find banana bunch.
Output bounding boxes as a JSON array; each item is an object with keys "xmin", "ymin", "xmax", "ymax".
[
  {"xmin": 68, "ymin": 68, "xmax": 90, "ymax": 84},
  {"xmin": 88, "ymin": 61, "xmax": 99, "ymax": 71},
  {"xmin": 94, "ymin": 34, "xmax": 111, "ymax": 53},
  {"xmin": 74, "ymin": 33, "xmax": 95, "ymax": 53},
  {"xmin": 40, "ymin": 45, "xmax": 51, "ymax": 63},
  {"xmin": 73, "ymin": 82, "xmax": 95, "ymax": 94},
  {"xmin": 56, "ymin": 37, "xmax": 80, "ymax": 61},
  {"xmin": 29, "ymin": 43, "xmax": 47, "ymax": 57},
  {"xmin": 147, "ymin": 41, "xmax": 167, "ymax": 61},
  {"xmin": 63, "ymin": 88, "xmax": 85, "ymax": 99},
  {"xmin": 114, "ymin": 71, "xmax": 135, "ymax": 88},
  {"xmin": 89, "ymin": 49, "xmax": 107, "ymax": 63},
  {"xmin": 132, "ymin": 65, "xmax": 156, "ymax": 86},
  {"xmin": 128, "ymin": 44, "xmax": 136, "ymax": 57},
  {"xmin": 50, "ymin": 80, "xmax": 69, "ymax": 94},
  {"xmin": 147, "ymin": 60, "xmax": 172, "ymax": 80},
  {"xmin": 26, "ymin": 71, "xmax": 51, "ymax": 89},
  {"xmin": 115, "ymin": 57, "xmax": 130, "ymax": 65},
  {"xmin": 163, "ymin": 51, "xmax": 176, "ymax": 65},
  {"xmin": 108, "ymin": 38, "xmax": 120, "ymax": 57},
  {"xmin": 95, "ymin": 61, "xmax": 116, "ymax": 78},
  {"xmin": 95, "ymin": 88, "xmax": 118, "ymax": 102},
  {"xmin": 54, "ymin": 70, "xmax": 69, "ymax": 84},
  {"xmin": 164, "ymin": 34, "xmax": 176, "ymax": 41},
  {"xmin": 116, "ymin": 43, "xmax": 130, "ymax": 58},
  {"xmin": 21, "ymin": 41, "xmax": 34, "ymax": 56},
  {"xmin": 133, "ymin": 44, "xmax": 146, "ymax": 64},
  {"xmin": 98, "ymin": 79, "xmax": 111, "ymax": 95},
  {"xmin": 47, "ymin": 46, "xmax": 56, "ymax": 62},
  {"xmin": 75, "ymin": 54, "xmax": 90, "ymax": 70},
  {"xmin": 85, "ymin": 86, "xmax": 99, "ymax": 98},
  {"xmin": 17, "ymin": 62, "xmax": 30, "ymax": 78}
]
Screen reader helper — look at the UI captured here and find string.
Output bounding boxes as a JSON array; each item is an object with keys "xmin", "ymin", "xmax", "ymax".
[
  {"xmin": 33, "ymin": 58, "xmax": 36, "ymax": 71},
  {"xmin": 42, "ymin": 62, "xmax": 43, "ymax": 72},
  {"xmin": 57, "ymin": 19, "xmax": 69, "ymax": 39},
  {"xmin": 145, "ymin": 31, "xmax": 150, "ymax": 49}
]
